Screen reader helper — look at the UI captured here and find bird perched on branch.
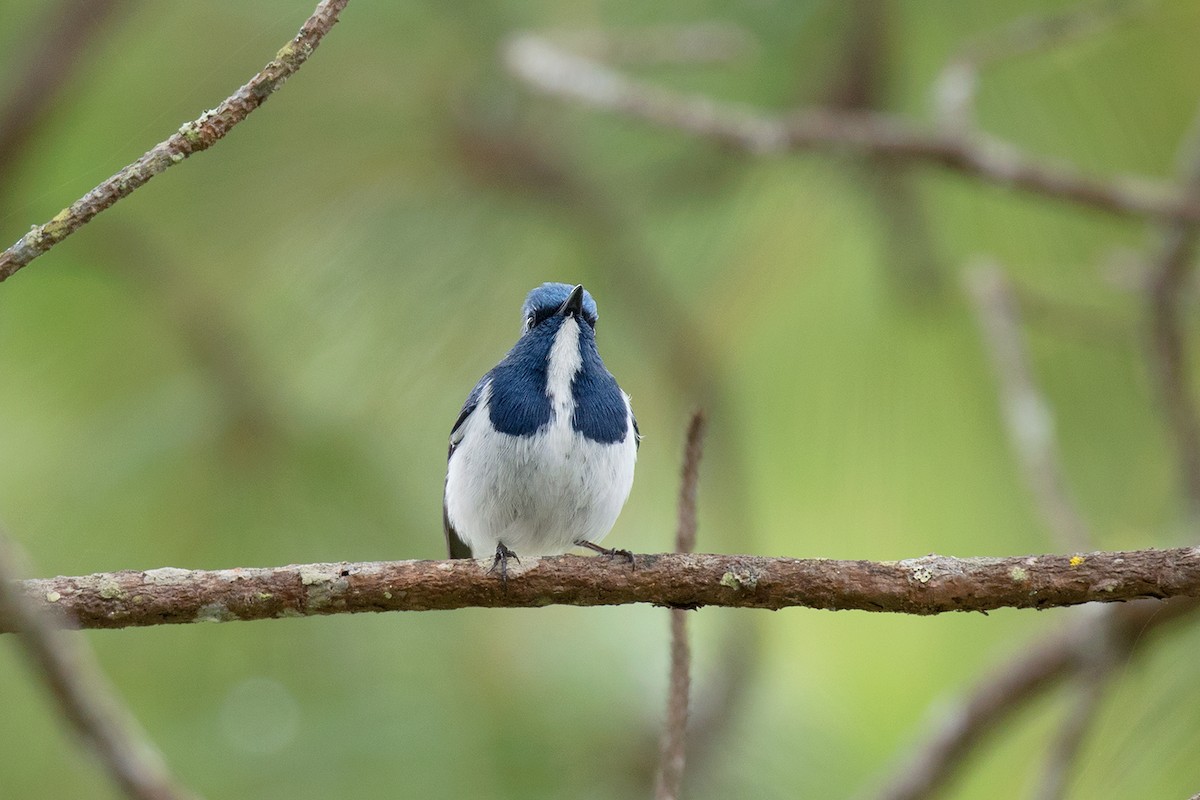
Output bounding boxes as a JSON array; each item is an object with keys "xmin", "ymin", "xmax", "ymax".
[{"xmin": 443, "ymin": 283, "xmax": 639, "ymax": 579}]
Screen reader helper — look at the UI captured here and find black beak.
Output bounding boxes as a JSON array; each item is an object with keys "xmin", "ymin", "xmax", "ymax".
[{"xmin": 557, "ymin": 284, "xmax": 585, "ymax": 317}]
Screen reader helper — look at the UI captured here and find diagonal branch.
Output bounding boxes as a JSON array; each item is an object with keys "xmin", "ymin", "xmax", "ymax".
[
  {"xmin": 867, "ymin": 597, "xmax": 1197, "ymax": 800},
  {"xmin": 0, "ymin": 0, "xmax": 350, "ymax": 283},
  {"xmin": 502, "ymin": 34, "xmax": 1200, "ymax": 223},
  {"xmin": 0, "ymin": 530, "xmax": 197, "ymax": 800},
  {"xmin": 3, "ymin": 546, "xmax": 1199, "ymax": 632},
  {"xmin": 965, "ymin": 261, "xmax": 1094, "ymax": 551}
]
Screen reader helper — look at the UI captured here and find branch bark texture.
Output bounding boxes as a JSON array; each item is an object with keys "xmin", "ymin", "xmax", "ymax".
[
  {"xmin": 5, "ymin": 547, "xmax": 1199, "ymax": 632},
  {"xmin": 0, "ymin": 0, "xmax": 349, "ymax": 282}
]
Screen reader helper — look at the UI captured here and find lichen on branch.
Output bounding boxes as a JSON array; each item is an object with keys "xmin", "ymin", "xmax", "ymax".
[
  {"xmin": 5, "ymin": 546, "xmax": 1198, "ymax": 633},
  {"xmin": 0, "ymin": 0, "xmax": 350, "ymax": 282}
]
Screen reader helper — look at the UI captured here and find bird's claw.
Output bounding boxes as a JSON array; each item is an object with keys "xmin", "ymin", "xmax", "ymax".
[
  {"xmin": 487, "ymin": 542, "xmax": 520, "ymax": 587},
  {"xmin": 575, "ymin": 540, "xmax": 636, "ymax": 570}
]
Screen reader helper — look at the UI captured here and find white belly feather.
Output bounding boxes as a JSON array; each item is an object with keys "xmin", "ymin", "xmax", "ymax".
[{"xmin": 444, "ymin": 317, "xmax": 637, "ymax": 557}]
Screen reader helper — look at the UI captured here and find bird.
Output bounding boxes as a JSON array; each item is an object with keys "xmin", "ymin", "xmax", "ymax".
[{"xmin": 443, "ymin": 282, "xmax": 639, "ymax": 579}]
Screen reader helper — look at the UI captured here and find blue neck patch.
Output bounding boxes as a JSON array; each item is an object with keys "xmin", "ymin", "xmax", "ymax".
[
  {"xmin": 487, "ymin": 316, "xmax": 559, "ymax": 436},
  {"xmin": 487, "ymin": 315, "xmax": 627, "ymax": 444},
  {"xmin": 571, "ymin": 323, "xmax": 628, "ymax": 444}
]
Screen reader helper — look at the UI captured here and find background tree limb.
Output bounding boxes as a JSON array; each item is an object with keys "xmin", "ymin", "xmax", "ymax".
[
  {"xmin": 866, "ymin": 597, "xmax": 1196, "ymax": 800},
  {"xmin": 502, "ymin": 33, "xmax": 1200, "ymax": 223},
  {"xmin": 0, "ymin": 530, "xmax": 197, "ymax": 800}
]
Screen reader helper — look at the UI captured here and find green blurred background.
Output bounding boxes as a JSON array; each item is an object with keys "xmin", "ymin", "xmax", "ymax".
[{"xmin": 2, "ymin": 1, "xmax": 1199, "ymax": 797}]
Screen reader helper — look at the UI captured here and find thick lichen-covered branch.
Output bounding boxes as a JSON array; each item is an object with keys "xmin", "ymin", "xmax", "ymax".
[
  {"xmin": 4, "ymin": 546, "xmax": 1198, "ymax": 633},
  {"xmin": 0, "ymin": 0, "xmax": 350, "ymax": 282}
]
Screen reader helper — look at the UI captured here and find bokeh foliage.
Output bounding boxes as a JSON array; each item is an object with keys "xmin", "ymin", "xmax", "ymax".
[{"xmin": 1, "ymin": 1, "xmax": 1199, "ymax": 797}]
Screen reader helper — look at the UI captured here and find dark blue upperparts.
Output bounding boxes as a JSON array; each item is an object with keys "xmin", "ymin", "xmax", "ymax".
[
  {"xmin": 486, "ymin": 315, "xmax": 560, "ymax": 436},
  {"xmin": 465, "ymin": 312, "xmax": 629, "ymax": 444},
  {"xmin": 571, "ymin": 322, "xmax": 628, "ymax": 444}
]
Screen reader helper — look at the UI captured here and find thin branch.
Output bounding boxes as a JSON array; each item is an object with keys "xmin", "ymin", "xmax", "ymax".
[
  {"xmin": 0, "ymin": 531, "xmax": 197, "ymax": 800},
  {"xmin": 673, "ymin": 410, "xmax": 707, "ymax": 556},
  {"xmin": 1145, "ymin": 102, "xmax": 1200, "ymax": 512},
  {"xmin": 655, "ymin": 606, "xmax": 691, "ymax": 800},
  {"xmin": 965, "ymin": 261, "xmax": 1094, "ymax": 551},
  {"xmin": 0, "ymin": 0, "xmax": 350, "ymax": 283},
  {"xmin": 654, "ymin": 411, "xmax": 708, "ymax": 800},
  {"xmin": 868, "ymin": 597, "xmax": 1197, "ymax": 800},
  {"xmin": 502, "ymin": 34, "xmax": 1200, "ymax": 223},
  {"xmin": 3, "ymin": 547, "xmax": 1199, "ymax": 632}
]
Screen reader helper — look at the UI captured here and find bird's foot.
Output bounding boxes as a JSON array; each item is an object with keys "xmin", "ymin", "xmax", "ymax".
[
  {"xmin": 486, "ymin": 542, "xmax": 520, "ymax": 586},
  {"xmin": 575, "ymin": 540, "xmax": 636, "ymax": 569}
]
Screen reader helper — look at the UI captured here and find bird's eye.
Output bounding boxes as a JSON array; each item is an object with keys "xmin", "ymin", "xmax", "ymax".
[{"xmin": 524, "ymin": 315, "xmax": 535, "ymax": 332}]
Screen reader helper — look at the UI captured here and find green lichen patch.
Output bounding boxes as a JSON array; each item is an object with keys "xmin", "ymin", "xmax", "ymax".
[
  {"xmin": 98, "ymin": 578, "xmax": 124, "ymax": 600},
  {"xmin": 720, "ymin": 568, "xmax": 760, "ymax": 590}
]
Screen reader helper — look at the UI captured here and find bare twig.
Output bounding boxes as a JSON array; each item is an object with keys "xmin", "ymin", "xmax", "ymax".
[
  {"xmin": 502, "ymin": 34, "xmax": 1200, "ymax": 223},
  {"xmin": 965, "ymin": 258, "xmax": 1120, "ymax": 797},
  {"xmin": 868, "ymin": 598, "xmax": 1197, "ymax": 800},
  {"xmin": 1145, "ymin": 103, "xmax": 1200, "ymax": 513},
  {"xmin": 0, "ymin": 0, "xmax": 350, "ymax": 282},
  {"xmin": 673, "ymin": 411, "xmax": 707, "ymax": 556},
  {"xmin": 655, "ymin": 605, "xmax": 691, "ymax": 800},
  {"xmin": 965, "ymin": 261, "xmax": 1094, "ymax": 551},
  {"xmin": 654, "ymin": 411, "xmax": 708, "ymax": 800},
  {"xmin": 0, "ymin": 530, "xmax": 196, "ymax": 800},
  {"xmin": 3, "ymin": 547, "xmax": 1199, "ymax": 632},
  {"xmin": 0, "ymin": 0, "xmax": 128, "ymax": 189}
]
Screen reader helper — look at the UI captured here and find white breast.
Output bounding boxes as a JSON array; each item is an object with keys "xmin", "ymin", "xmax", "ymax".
[{"xmin": 444, "ymin": 317, "xmax": 637, "ymax": 558}]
